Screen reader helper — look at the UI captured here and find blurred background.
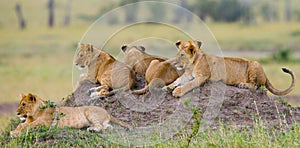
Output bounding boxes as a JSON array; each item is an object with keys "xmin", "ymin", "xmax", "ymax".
[{"xmin": 0, "ymin": 0, "xmax": 299, "ymax": 130}]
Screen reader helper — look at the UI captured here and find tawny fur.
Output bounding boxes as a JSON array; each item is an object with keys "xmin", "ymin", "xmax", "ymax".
[
  {"xmin": 121, "ymin": 45, "xmax": 167, "ymax": 76},
  {"xmin": 133, "ymin": 58, "xmax": 184, "ymax": 94},
  {"xmin": 166, "ymin": 40, "xmax": 296, "ymax": 97},
  {"xmin": 75, "ymin": 43, "xmax": 135, "ymax": 97},
  {"xmin": 10, "ymin": 93, "xmax": 131, "ymax": 137}
]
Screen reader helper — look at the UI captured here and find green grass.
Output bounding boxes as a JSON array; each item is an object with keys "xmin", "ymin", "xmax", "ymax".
[
  {"xmin": 208, "ymin": 22, "xmax": 300, "ymax": 51},
  {"xmin": 1, "ymin": 117, "xmax": 299, "ymax": 147},
  {"xmin": 0, "ymin": 1, "xmax": 299, "ymax": 146}
]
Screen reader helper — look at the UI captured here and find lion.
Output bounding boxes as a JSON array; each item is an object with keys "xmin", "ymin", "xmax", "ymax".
[
  {"xmin": 121, "ymin": 45, "xmax": 167, "ymax": 76},
  {"xmin": 132, "ymin": 57, "xmax": 184, "ymax": 94},
  {"xmin": 165, "ymin": 40, "xmax": 296, "ymax": 97},
  {"xmin": 10, "ymin": 93, "xmax": 132, "ymax": 137},
  {"xmin": 75, "ymin": 43, "xmax": 135, "ymax": 97}
]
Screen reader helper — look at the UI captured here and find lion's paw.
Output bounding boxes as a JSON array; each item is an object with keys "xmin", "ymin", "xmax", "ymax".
[
  {"xmin": 10, "ymin": 130, "xmax": 20, "ymax": 138},
  {"xmin": 172, "ymin": 86, "xmax": 183, "ymax": 97},
  {"xmin": 87, "ymin": 126, "xmax": 103, "ymax": 132},
  {"xmin": 238, "ymin": 83, "xmax": 249, "ymax": 89}
]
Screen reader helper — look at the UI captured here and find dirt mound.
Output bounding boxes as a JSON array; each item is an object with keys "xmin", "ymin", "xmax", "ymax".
[{"xmin": 62, "ymin": 79, "xmax": 300, "ymax": 130}]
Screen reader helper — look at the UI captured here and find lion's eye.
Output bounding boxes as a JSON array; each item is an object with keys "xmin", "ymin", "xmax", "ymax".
[
  {"xmin": 180, "ymin": 54, "xmax": 184, "ymax": 57},
  {"xmin": 22, "ymin": 103, "xmax": 25, "ymax": 107},
  {"xmin": 80, "ymin": 54, "xmax": 83, "ymax": 57}
]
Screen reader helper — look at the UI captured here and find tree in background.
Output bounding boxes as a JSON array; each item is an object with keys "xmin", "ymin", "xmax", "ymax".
[
  {"xmin": 172, "ymin": 0, "xmax": 193, "ymax": 23},
  {"xmin": 120, "ymin": 0, "xmax": 140, "ymax": 23},
  {"xmin": 285, "ymin": 0, "xmax": 292, "ymax": 22},
  {"xmin": 63, "ymin": 0, "xmax": 72, "ymax": 26},
  {"xmin": 148, "ymin": 1, "xmax": 166, "ymax": 22},
  {"xmin": 211, "ymin": 0, "xmax": 243, "ymax": 22},
  {"xmin": 192, "ymin": 0, "xmax": 217, "ymax": 22},
  {"xmin": 15, "ymin": 1, "xmax": 26, "ymax": 29},
  {"xmin": 240, "ymin": 0, "xmax": 255, "ymax": 25},
  {"xmin": 48, "ymin": 0, "xmax": 55, "ymax": 27},
  {"xmin": 260, "ymin": 2, "xmax": 278, "ymax": 22}
]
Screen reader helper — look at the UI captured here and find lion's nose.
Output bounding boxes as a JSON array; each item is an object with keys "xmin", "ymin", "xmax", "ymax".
[{"xmin": 17, "ymin": 112, "xmax": 20, "ymax": 115}]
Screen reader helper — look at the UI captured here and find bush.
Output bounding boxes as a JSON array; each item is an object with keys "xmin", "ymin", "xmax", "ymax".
[{"xmin": 272, "ymin": 48, "xmax": 293, "ymax": 62}]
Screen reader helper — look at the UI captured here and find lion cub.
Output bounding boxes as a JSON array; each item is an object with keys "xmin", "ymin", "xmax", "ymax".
[
  {"xmin": 121, "ymin": 45, "xmax": 183, "ymax": 94},
  {"xmin": 10, "ymin": 93, "xmax": 132, "ymax": 137},
  {"xmin": 133, "ymin": 57, "xmax": 184, "ymax": 94},
  {"xmin": 75, "ymin": 43, "xmax": 135, "ymax": 97},
  {"xmin": 121, "ymin": 45, "xmax": 167, "ymax": 76},
  {"xmin": 166, "ymin": 40, "xmax": 296, "ymax": 97}
]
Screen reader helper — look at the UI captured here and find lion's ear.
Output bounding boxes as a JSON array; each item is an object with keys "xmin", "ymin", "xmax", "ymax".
[
  {"xmin": 78, "ymin": 42, "xmax": 84, "ymax": 48},
  {"xmin": 139, "ymin": 46, "xmax": 145, "ymax": 51},
  {"xmin": 20, "ymin": 93, "xmax": 25, "ymax": 99},
  {"xmin": 27, "ymin": 93, "xmax": 36, "ymax": 102},
  {"xmin": 87, "ymin": 44, "xmax": 93, "ymax": 52},
  {"xmin": 175, "ymin": 40, "xmax": 182, "ymax": 49},
  {"xmin": 194, "ymin": 40, "xmax": 202, "ymax": 48},
  {"xmin": 121, "ymin": 44, "xmax": 127, "ymax": 52}
]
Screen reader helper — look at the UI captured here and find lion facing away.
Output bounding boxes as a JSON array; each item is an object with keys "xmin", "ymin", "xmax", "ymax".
[
  {"xmin": 10, "ymin": 93, "xmax": 132, "ymax": 137},
  {"xmin": 75, "ymin": 43, "xmax": 135, "ymax": 97},
  {"xmin": 166, "ymin": 40, "xmax": 296, "ymax": 97},
  {"xmin": 133, "ymin": 57, "xmax": 184, "ymax": 94},
  {"xmin": 121, "ymin": 45, "xmax": 167, "ymax": 76}
]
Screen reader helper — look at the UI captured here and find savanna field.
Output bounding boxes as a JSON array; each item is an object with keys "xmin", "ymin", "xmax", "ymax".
[{"xmin": 0, "ymin": 0, "xmax": 300, "ymax": 147}]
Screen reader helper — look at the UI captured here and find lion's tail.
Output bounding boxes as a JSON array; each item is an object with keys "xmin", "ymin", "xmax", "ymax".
[
  {"xmin": 109, "ymin": 115, "xmax": 132, "ymax": 129},
  {"xmin": 266, "ymin": 67, "xmax": 296, "ymax": 96},
  {"xmin": 132, "ymin": 85, "xmax": 149, "ymax": 95}
]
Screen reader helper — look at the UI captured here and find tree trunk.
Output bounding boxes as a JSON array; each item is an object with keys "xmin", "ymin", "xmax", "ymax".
[
  {"xmin": 48, "ymin": 0, "xmax": 54, "ymax": 27},
  {"xmin": 285, "ymin": 0, "xmax": 291, "ymax": 22},
  {"xmin": 63, "ymin": 0, "xmax": 72, "ymax": 26},
  {"xmin": 15, "ymin": 2, "xmax": 26, "ymax": 29}
]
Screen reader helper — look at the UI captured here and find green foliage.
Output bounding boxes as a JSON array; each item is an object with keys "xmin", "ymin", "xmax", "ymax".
[
  {"xmin": 213, "ymin": 0, "xmax": 243, "ymax": 22},
  {"xmin": 272, "ymin": 48, "xmax": 293, "ymax": 62},
  {"xmin": 260, "ymin": 2, "xmax": 278, "ymax": 22},
  {"xmin": 39, "ymin": 100, "xmax": 56, "ymax": 110},
  {"xmin": 189, "ymin": 0, "xmax": 245, "ymax": 22},
  {"xmin": 290, "ymin": 30, "xmax": 300, "ymax": 36},
  {"xmin": 1, "ymin": 116, "xmax": 299, "ymax": 147}
]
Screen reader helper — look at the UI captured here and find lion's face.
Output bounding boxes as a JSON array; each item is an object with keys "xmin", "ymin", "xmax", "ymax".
[
  {"xmin": 16, "ymin": 93, "xmax": 38, "ymax": 122},
  {"xmin": 75, "ymin": 43, "xmax": 94, "ymax": 70},
  {"xmin": 174, "ymin": 40, "xmax": 202, "ymax": 71}
]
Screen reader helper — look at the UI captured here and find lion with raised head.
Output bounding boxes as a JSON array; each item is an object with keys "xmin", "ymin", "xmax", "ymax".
[
  {"xmin": 75, "ymin": 43, "xmax": 135, "ymax": 97},
  {"xmin": 121, "ymin": 45, "xmax": 167, "ymax": 76},
  {"xmin": 10, "ymin": 93, "xmax": 132, "ymax": 137},
  {"xmin": 166, "ymin": 40, "xmax": 296, "ymax": 97}
]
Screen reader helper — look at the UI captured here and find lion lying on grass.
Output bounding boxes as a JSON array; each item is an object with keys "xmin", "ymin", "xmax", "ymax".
[
  {"xmin": 165, "ymin": 40, "xmax": 296, "ymax": 97},
  {"xmin": 75, "ymin": 43, "xmax": 135, "ymax": 97},
  {"xmin": 10, "ymin": 93, "xmax": 131, "ymax": 137}
]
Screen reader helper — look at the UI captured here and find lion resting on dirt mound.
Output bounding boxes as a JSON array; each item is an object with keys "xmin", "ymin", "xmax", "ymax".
[
  {"xmin": 75, "ymin": 43, "xmax": 135, "ymax": 97},
  {"xmin": 133, "ymin": 57, "xmax": 184, "ymax": 94},
  {"xmin": 166, "ymin": 40, "xmax": 296, "ymax": 97},
  {"xmin": 10, "ymin": 93, "xmax": 131, "ymax": 137},
  {"xmin": 121, "ymin": 45, "xmax": 167, "ymax": 76}
]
